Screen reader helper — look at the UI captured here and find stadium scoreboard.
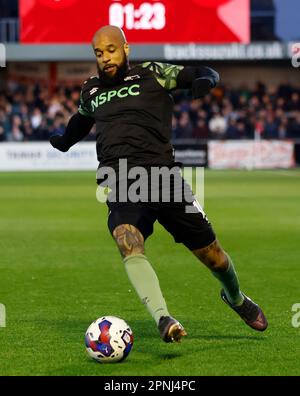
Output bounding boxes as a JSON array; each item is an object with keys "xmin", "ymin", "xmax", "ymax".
[{"xmin": 20, "ymin": 0, "xmax": 250, "ymax": 44}]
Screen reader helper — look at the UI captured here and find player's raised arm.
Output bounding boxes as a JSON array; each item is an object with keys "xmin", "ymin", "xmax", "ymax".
[{"xmin": 142, "ymin": 62, "xmax": 219, "ymax": 98}]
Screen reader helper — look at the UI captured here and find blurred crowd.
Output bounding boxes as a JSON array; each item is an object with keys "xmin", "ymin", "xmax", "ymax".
[
  {"xmin": 172, "ymin": 81, "xmax": 300, "ymax": 140},
  {"xmin": 0, "ymin": 79, "xmax": 300, "ymax": 142},
  {"xmin": 0, "ymin": 81, "xmax": 96, "ymax": 142}
]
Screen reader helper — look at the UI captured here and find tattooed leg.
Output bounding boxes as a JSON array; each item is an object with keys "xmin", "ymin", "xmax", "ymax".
[
  {"xmin": 192, "ymin": 239, "xmax": 244, "ymax": 306},
  {"xmin": 113, "ymin": 224, "xmax": 145, "ymax": 258},
  {"xmin": 192, "ymin": 239, "xmax": 229, "ymax": 272},
  {"xmin": 112, "ymin": 223, "xmax": 170, "ymax": 324}
]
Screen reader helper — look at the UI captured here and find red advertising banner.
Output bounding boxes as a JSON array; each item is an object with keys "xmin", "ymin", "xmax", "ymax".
[{"xmin": 20, "ymin": 0, "xmax": 250, "ymax": 44}]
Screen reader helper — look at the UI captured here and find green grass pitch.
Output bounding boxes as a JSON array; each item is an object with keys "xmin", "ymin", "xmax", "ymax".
[{"xmin": 0, "ymin": 169, "xmax": 299, "ymax": 376}]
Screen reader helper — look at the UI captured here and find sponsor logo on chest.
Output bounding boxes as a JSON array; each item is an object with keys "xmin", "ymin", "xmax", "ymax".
[{"xmin": 91, "ymin": 84, "xmax": 140, "ymax": 112}]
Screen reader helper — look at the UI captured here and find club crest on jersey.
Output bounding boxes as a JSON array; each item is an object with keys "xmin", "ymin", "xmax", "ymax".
[
  {"xmin": 89, "ymin": 87, "xmax": 99, "ymax": 96},
  {"xmin": 124, "ymin": 75, "xmax": 141, "ymax": 81}
]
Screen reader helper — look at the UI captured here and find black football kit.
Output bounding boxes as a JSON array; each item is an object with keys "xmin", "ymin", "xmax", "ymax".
[{"xmin": 50, "ymin": 62, "xmax": 219, "ymax": 250}]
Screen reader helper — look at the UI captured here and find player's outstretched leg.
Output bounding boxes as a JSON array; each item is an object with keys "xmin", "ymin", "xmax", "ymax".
[
  {"xmin": 113, "ymin": 224, "xmax": 187, "ymax": 342},
  {"xmin": 192, "ymin": 240, "xmax": 268, "ymax": 331}
]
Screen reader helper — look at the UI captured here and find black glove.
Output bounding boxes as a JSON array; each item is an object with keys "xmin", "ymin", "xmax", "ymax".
[
  {"xmin": 192, "ymin": 77, "xmax": 213, "ymax": 99},
  {"xmin": 50, "ymin": 135, "xmax": 69, "ymax": 152},
  {"xmin": 49, "ymin": 113, "xmax": 95, "ymax": 152},
  {"xmin": 177, "ymin": 66, "xmax": 219, "ymax": 98}
]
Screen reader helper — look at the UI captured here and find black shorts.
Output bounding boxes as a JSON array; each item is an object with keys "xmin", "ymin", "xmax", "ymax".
[{"xmin": 107, "ymin": 200, "xmax": 216, "ymax": 251}]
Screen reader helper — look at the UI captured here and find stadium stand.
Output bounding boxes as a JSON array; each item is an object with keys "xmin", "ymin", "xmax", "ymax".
[{"xmin": 0, "ymin": 80, "xmax": 299, "ymax": 142}]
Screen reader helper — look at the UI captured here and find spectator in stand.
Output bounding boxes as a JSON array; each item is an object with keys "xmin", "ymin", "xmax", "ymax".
[
  {"xmin": 192, "ymin": 118, "xmax": 209, "ymax": 139},
  {"xmin": 278, "ymin": 81, "xmax": 292, "ymax": 100},
  {"xmin": 0, "ymin": 108, "xmax": 9, "ymax": 140},
  {"xmin": 263, "ymin": 114, "xmax": 279, "ymax": 139},
  {"xmin": 48, "ymin": 95, "xmax": 63, "ymax": 118},
  {"xmin": 34, "ymin": 118, "xmax": 51, "ymax": 141},
  {"xmin": 290, "ymin": 112, "xmax": 300, "ymax": 138},
  {"xmin": 226, "ymin": 118, "xmax": 248, "ymax": 140},
  {"xmin": 30, "ymin": 108, "xmax": 43, "ymax": 130},
  {"xmin": 286, "ymin": 93, "xmax": 300, "ymax": 113},
  {"xmin": 51, "ymin": 113, "xmax": 66, "ymax": 137},
  {"xmin": 23, "ymin": 119, "xmax": 34, "ymax": 141},
  {"xmin": 173, "ymin": 112, "xmax": 193, "ymax": 139},
  {"xmin": 226, "ymin": 118, "xmax": 239, "ymax": 139},
  {"xmin": 171, "ymin": 115, "xmax": 178, "ymax": 140},
  {"xmin": 278, "ymin": 117, "xmax": 289, "ymax": 139},
  {"xmin": 11, "ymin": 92, "xmax": 23, "ymax": 115},
  {"xmin": 208, "ymin": 111, "xmax": 227, "ymax": 139},
  {"xmin": 8, "ymin": 115, "xmax": 23, "ymax": 141},
  {"xmin": 19, "ymin": 103, "xmax": 30, "ymax": 123},
  {"xmin": 0, "ymin": 125, "xmax": 5, "ymax": 142},
  {"xmin": 236, "ymin": 120, "xmax": 248, "ymax": 139}
]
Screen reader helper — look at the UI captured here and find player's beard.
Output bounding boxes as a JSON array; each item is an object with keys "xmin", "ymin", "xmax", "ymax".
[{"xmin": 98, "ymin": 55, "xmax": 129, "ymax": 87}]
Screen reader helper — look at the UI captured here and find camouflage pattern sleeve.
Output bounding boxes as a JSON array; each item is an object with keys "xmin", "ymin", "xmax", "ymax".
[
  {"xmin": 142, "ymin": 62, "xmax": 184, "ymax": 91},
  {"xmin": 78, "ymin": 77, "xmax": 99, "ymax": 117},
  {"xmin": 78, "ymin": 89, "xmax": 93, "ymax": 117}
]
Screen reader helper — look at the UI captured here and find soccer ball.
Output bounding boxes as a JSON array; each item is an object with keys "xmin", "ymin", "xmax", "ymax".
[{"xmin": 85, "ymin": 316, "xmax": 134, "ymax": 363}]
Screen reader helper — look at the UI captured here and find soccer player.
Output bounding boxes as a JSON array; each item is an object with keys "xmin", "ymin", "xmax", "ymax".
[{"xmin": 50, "ymin": 26, "xmax": 268, "ymax": 342}]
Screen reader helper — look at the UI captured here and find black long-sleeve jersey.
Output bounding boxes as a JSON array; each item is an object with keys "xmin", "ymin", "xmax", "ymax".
[{"xmin": 64, "ymin": 62, "xmax": 219, "ymax": 170}]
